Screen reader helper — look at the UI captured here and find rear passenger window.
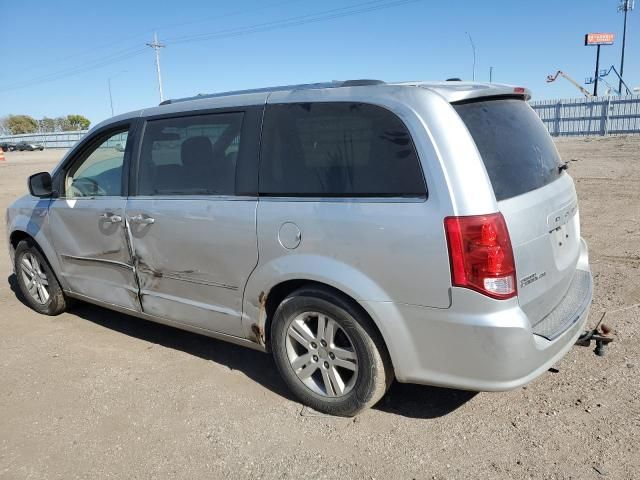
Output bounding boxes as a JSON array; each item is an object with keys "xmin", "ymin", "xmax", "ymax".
[
  {"xmin": 137, "ymin": 113, "xmax": 243, "ymax": 196},
  {"xmin": 259, "ymin": 103, "xmax": 426, "ymax": 197}
]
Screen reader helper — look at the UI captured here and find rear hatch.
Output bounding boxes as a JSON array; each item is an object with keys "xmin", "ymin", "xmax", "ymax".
[{"xmin": 454, "ymin": 98, "xmax": 581, "ymax": 329}]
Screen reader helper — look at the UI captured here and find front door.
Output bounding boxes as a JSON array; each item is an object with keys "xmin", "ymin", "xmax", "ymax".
[
  {"xmin": 49, "ymin": 125, "xmax": 140, "ymax": 311},
  {"xmin": 126, "ymin": 109, "xmax": 261, "ymax": 336}
]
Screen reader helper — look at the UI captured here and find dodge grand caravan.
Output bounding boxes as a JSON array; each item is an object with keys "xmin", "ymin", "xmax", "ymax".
[{"xmin": 6, "ymin": 80, "xmax": 593, "ymax": 416}]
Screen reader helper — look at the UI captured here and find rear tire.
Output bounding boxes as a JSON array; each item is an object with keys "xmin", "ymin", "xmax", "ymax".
[
  {"xmin": 14, "ymin": 239, "xmax": 67, "ymax": 315},
  {"xmin": 271, "ymin": 286, "xmax": 393, "ymax": 416}
]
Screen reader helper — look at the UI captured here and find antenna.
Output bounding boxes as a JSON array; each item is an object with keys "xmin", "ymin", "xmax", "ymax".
[
  {"xmin": 618, "ymin": 0, "xmax": 635, "ymax": 94},
  {"xmin": 146, "ymin": 32, "xmax": 166, "ymax": 102}
]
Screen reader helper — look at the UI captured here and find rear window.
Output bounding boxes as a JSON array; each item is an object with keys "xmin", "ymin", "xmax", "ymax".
[
  {"xmin": 259, "ymin": 102, "xmax": 426, "ymax": 197},
  {"xmin": 454, "ymin": 99, "xmax": 562, "ymax": 201}
]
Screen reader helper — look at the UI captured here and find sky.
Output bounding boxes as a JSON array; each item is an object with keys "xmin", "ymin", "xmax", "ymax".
[{"xmin": 0, "ymin": 0, "xmax": 638, "ymax": 127}]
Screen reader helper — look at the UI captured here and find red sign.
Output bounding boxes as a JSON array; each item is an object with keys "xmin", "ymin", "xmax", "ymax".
[{"xmin": 584, "ymin": 33, "xmax": 615, "ymax": 46}]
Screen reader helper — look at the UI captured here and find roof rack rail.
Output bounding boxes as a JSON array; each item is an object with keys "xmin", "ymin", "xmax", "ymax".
[
  {"xmin": 341, "ymin": 79, "xmax": 385, "ymax": 87},
  {"xmin": 158, "ymin": 79, "xmax": 386, "ymax": 106}
]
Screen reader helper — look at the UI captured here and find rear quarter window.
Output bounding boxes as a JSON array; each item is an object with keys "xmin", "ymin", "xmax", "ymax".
[
  {"xmin": 454, "ymin": 99, "xmax": 562, "ymax": 201},
  {"xmin": 259, "ymin": 102, "xmax": 426, "ymax": 197}
]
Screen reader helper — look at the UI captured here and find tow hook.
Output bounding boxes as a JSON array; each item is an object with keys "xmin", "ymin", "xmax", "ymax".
[{"xmin": 576, "ymin": 319, "xmax": 613, "ymax": 356}]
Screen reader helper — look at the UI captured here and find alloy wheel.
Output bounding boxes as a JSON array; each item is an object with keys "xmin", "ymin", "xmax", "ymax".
[
  {"xmin": 285, "ymin": 311, "xmax": 359, "ymax": 397},
  {"xmin": 20, "ymin": 253, "xmax": 50, "ymax": 305}
]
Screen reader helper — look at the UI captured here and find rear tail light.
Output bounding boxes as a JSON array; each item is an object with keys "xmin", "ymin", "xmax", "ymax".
[{"xmin": 444, "ymin": 213, "xmax": 517, "ymax": 299}]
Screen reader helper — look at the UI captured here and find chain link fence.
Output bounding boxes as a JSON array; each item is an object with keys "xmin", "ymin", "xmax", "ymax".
[{"xmin": 0, "ymin": 130, "xmax": 88, "ymax": 149}]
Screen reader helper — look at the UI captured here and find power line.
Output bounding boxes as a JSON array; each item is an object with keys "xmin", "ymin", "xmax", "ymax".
[
  {"xmin": 1, "ymin": 1, "xmax": 304, "ymax": 89},
  {"xmin": 166, "ymin": 0, "xmax": 421, "ymax": 45},
  {"xmin": 0, "ymin": 0, "xmax": 422, "ymax": 93},
  {"xmin": 1, "ymin": 0, "xmax": 359, "ymax": 88},
  {"xmin": 14, "ymin": 0, "xmax": 304, "ymax": 77},
  {"xmin": 0, "ymin": 0, "xmax": 302, "ymax": 91},
  {"xmin": 151, "ymin": 0, "xmax": 303, "ymax": 38},
  {"xmin": 0, "ymin": 46, "xmax": 147, "ymax": 92}
]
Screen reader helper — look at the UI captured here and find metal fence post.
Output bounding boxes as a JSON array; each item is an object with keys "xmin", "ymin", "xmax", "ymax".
[{"xmin": 604, "ymin": 96, "xmax": 612, "ymax": 136}]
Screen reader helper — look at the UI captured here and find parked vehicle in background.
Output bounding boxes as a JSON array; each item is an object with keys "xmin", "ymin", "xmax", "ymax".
[
  {"xmin": 15, "ymin": 141, "xmax": 45, "ymax": 151},
  {"xmin": 1, "ymin": 142, "xmax": 16, "ymax": 152},
  {"xmin": 6, "ymin": 79, "xmax": 593, "ymax": 416}
]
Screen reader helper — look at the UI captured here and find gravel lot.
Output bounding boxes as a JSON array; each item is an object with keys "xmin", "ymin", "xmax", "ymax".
[{"xmin": 1, "ymin": 138, "xmax": 638, "ymax": 479}]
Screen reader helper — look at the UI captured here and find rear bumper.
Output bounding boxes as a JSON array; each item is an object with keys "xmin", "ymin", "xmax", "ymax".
[{"xmin": 362, "ymin": 242, "xmax": 593, "ymax": 391}]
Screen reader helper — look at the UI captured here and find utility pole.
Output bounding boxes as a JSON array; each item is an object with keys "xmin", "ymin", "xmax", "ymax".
[
  {"xmin": 618, "ymin": 0, "xmax": 634, "ymax": 94},
  {"xmin": 594, "ymin": 45, "xmax": 602, "ymax": 96},
  {"xmin": 465, "ymin": 32, "xmax": 476, "ymax": 81},
  {"xmin": 146, "ymin": 32, "xmax": 165, "ymax": 102},
  {"xmin": 489, "ymin": 66, "xmax": 494, "ymax": 83}
]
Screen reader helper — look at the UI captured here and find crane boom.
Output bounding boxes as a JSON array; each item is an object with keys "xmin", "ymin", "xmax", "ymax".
[{"xmin": 547, "ymin": 70, "xmax": 594, "ymax": 98}]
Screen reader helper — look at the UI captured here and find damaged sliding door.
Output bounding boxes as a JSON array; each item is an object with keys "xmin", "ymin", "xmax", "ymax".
[{"xmin": 126, "ymin": 109, "xmax": 261, "ymax": 337}]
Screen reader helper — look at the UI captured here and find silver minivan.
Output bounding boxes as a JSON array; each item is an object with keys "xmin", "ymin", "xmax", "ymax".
[{"xmin": 6, "ymin": 80, "xmax": 592, "ymax": 416}]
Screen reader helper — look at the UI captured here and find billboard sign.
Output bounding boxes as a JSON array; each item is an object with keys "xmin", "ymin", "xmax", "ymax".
[{"xmin": 584, "ymin": 33, "xmax": 615, "ymax": 46}]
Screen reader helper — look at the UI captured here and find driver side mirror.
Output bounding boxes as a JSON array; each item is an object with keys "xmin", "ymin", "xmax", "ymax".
[{"xmin": 28, "ymin": 172, "xmax": 53, "ymax": 197}]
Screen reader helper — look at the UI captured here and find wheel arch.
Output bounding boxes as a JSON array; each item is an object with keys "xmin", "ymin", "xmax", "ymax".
[
  {"xmin": 241, "ymin": 253, "xmax": 403, "ymax": 375},
  {"xmin": 261, "ymin": 279, "xmax": 393, "ymax": 372},
  {"xmin": 9, "ymin": 229, "xmax": 31, "ymax": 252},
  {"xmin": 9, "ymin": 228, "xmax": 66, "ymax": 290},
  {"xmin": 245, "ymin": 254, "xmax": 396, "ymax": 334},
  {"xmin": 11, "ymin": 229, "xmax": 45, "ymax": 264},
  {"xmin": 264, "ymin": 279, "xmax": 374, "ymax": 343},
  {"xmin": 9, "ymin": 229, "xmax": 38, "ymax": 266}
]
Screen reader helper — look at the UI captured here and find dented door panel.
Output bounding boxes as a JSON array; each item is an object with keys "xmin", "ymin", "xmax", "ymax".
[
  {"xmin": 125, "ymin": 197, "xmax": 257, "ymax": 336},
  {"xmin": 49, "ymin": 197, "xmax": 140, "ymax": 310}
]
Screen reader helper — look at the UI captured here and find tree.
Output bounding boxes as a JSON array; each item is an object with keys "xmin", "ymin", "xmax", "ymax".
[
  {"xmin": 1, "ymin": 114, "xmax": 91, "ymax": 134},
  {"xmin": 39, "ymin": 117, "xmax": 57, "ymax": 132},
  {"xmin": 0, "ymin": 117, "xmax": 9, "ymax": 135},
  {"xmin": 65, "ymin": 114, "xmax": 90, "ymax": 131},
  {"xmin": 54, "ymin": 116, "xmax": 71, "ymax": 131},
  {"xmin": 3, "ymin": 115, "xmax": 38, "ymax": 134}
]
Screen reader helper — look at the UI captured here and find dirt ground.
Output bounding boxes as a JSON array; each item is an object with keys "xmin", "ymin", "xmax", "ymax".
[{"xmin": 0, "ymin": 138, "xmax": 638, "ymax": 479}]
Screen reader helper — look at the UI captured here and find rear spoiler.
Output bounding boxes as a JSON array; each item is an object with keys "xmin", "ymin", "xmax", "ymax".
[
  {"xmin": 418, "ymin": 83, "xmax": 532, "ymax": 103},
  {"xmin": 451, "ymin": 93, "xmax": 530, "ymax": 105}
]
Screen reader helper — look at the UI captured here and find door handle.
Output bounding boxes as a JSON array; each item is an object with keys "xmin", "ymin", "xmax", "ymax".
[
  {"xmin": 129, "ymin": 214, "xmax": 155, "ymax": 225},
  {"xmin": 100, "ymin": 212, "xmax": 122, "ymax": 223}
]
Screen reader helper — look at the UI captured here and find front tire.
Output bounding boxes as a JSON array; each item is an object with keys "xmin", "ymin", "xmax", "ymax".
[
  {"xmin": 14, "ymin": 239, "xmax": 67, "ymax": 315},
  {"xmin": 271, "ymin": 286, "xmax": 393, "ymax": 416}
]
